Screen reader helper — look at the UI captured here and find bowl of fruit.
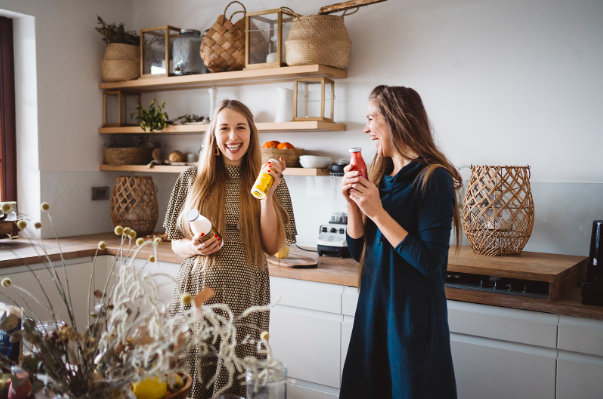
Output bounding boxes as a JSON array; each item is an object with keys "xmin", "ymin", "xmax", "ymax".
[
  {"xmin": 261, "ymin": 141, "xmax": 305, "ymax": 167},
  {"xmin": 132, "ymin": 373, "xmax": 192, "ymax": 399}
]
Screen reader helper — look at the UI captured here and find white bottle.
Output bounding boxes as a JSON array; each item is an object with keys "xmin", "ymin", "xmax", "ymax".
[{"xmin": 186, "ymin": 209, "xmax": 223, "ymax": 249}]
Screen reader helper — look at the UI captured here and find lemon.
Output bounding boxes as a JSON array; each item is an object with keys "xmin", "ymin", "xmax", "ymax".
[
  {"xmin": 131, "ymin": 377, "xmax": 167, "ymax": 399},
  {"xmin": 275, "ymin": 246, "xmax": 289, "ymax": 259}
]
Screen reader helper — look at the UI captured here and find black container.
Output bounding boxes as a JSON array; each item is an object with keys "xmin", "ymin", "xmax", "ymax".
[{"xmin": 586, "ymin": 220, "xmax": 603, "ymax": 282}]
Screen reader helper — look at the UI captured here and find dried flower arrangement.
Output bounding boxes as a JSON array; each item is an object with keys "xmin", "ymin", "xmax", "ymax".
[
  {"xmin": 0, "ymin": 203, "xmax": 283, "ymax": 399},
  {"xmin": 95, "ymin": 16, "xmax": 140, "ymax": 46}
]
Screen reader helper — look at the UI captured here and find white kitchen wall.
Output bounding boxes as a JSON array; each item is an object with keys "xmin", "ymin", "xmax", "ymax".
[{"xmin": 2, "ymin": 0, "xmax": 602, "ymax": 255}]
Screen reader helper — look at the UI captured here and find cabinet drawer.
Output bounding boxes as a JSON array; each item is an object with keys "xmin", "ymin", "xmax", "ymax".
[
  {"xmin": 270, "ymin": 306, "xmax": 342, "ymax": 388},
  {"xmin": 447, "ymin": 300, "xmax": 558, "ymax": 349},
  {"xmin": 270, "ymin": 277, "xmax": 343, "ymax": 314},
  {"xmin": 558, "ymin": 315, "xmax": 603, "ymax": 357}
]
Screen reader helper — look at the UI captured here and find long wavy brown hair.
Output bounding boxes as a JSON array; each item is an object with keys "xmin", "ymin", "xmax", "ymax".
[
  {"xmin": 358, "ymin": 85, "xmax": 462, "ymax": 286},
  {"xmin": 176, "ymin": 99, "xmax": 289, "ymax": 270}
]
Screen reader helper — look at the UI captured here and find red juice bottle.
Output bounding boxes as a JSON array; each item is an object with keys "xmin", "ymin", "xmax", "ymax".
[{"xmin": 349, "ymin": 147, "xmax": 367, "ymax": 179}]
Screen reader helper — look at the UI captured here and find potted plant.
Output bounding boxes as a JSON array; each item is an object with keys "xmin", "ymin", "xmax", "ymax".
[
  {"xmin": 131, "ymin": 100, "xmax": 169, "ymax": 132},
  {"xmin": 96, "ymin": 16, "xmax": 141, "ymax": 82}
]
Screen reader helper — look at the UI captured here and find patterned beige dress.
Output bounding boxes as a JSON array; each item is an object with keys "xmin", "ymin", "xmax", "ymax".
[{"xmin": 163, "ymin": 165, "xmax": 297, "ymax": 399}]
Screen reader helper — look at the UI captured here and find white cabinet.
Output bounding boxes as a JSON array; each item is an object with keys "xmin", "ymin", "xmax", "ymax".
[
  {"xmin": 556, "ymin": 316, "xmax": 603, "ymax": 399},
  {"xmin": 451, "ymin": 335, "xmax": 557, "ymax": 399},
  {"xmin": 270, "ymin": 305, "xmax": 342, "ymax": 388},
  {"xmin": 0, "ymin": 257, "xmax": 106, "ymax": 329}
]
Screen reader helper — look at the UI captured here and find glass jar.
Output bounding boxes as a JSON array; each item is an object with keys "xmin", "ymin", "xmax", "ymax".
[
  {"xmin": 246, "ymin": 362, "xmax": 287, "ymax": 399},
  {"xmin": 173, "ymin": 29, "xmax": 206, "ymax": 75}
]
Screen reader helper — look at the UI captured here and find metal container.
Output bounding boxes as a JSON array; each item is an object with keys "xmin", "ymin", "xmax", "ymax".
[{"xmin": 173, "ymin": 29, "xmax": 206, "ymax": 75}]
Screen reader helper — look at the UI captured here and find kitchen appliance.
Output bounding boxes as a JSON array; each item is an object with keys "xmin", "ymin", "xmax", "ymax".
[
  {"xmin": 582, "ymin": 220, "xmax": 603, "ymax": 305},
  {"xmin": 317, "ymin": 159, "xmax": 351, "ymax": 258}
]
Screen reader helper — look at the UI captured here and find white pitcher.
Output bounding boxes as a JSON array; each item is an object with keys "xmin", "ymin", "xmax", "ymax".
[{"xmin": 275, "ymin": 87, "xmax": 294, "ymax": 123}]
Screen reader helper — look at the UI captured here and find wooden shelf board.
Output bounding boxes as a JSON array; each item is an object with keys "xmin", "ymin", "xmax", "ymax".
[
  {"xmin": 99, "ymin": 65, "xmax": 347, "ymax": 92},
  {"xmin": 98, "ymin": 121, "xmax": 346, "ymax": 135},
  {"xmin": 99, "ymin": 164, "xmax": 330, "ymax": 176}
]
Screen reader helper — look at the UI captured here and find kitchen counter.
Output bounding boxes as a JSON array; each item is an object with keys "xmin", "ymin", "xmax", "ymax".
[{"xmin": 1, "ymin": 233, "xmax": 601, "ymax": 320}]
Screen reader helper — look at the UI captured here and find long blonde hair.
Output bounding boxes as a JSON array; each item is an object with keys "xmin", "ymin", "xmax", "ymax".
[
  {"xmin": 177, "ymin": 99, "xmax": 289, "ymax": 270},
  {"xmin": 358, "ymin": 86, "xmax": 463, "ymax": 286}
]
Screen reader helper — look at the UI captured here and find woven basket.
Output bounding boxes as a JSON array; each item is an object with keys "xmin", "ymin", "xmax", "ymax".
[
  {"xmin": 463, "ymin": 166, "xmax": 535, "ymax": 256},
  {"xmin": 283, "ymin": 8, "xmax": 352, "ymax": 70},
  {"xmin": 102, "ymin": 43, "xmax": 140, "ymax": 82},
  {"xmin": 261, "ymin": 148, "xmax": 305, "ymax": 167},
  {"xmin": 104, "ymin": 147, "xmax": 152, "ymax": 165},
  {"xmin": 200, "ymin": 1, "xmax": 246, "ymax": 72},
  {"xmin": 110, "ymin": 176, "xmax": 158, "ymax": 236}
]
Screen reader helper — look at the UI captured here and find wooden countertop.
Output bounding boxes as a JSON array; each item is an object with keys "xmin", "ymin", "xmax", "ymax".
[{"xmin": 1, "ymin": 233, "xmax": 601, "ymax": 320}]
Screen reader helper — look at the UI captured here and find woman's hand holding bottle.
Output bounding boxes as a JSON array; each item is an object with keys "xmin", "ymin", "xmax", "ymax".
[
  {"xmin": 190, "ymin": 233, "xmax": 221, "ymax": 256},
  {"xmin": 257, "ymin": 157, "xmax": 287, "ymax": 198},
  {"xmin": 342, "ymin": 164, "xmax": 384, "ymax": 219}
]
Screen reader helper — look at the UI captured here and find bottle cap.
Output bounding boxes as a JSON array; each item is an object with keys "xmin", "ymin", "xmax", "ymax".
[
  {"xmin": 349, "ymin": 147, "xmax": 362, "ymax": 153},
  {"xmin": 186, "ymin": 209, "xmax": 200, "ymax": 222},
  {"xmin": 268, "ymin": 158, "xmax": 281, "ymax": 165}
]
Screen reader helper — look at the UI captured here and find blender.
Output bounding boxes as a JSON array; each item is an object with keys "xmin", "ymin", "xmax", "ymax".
[{"xmin": 317, "ymin": 159, "xmax": 351, "ymax": 258}]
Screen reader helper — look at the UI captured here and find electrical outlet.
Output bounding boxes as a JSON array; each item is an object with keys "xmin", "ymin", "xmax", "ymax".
[{"xmin": 92, "ymin": 186, "xmax": 110, "ymax": 200}]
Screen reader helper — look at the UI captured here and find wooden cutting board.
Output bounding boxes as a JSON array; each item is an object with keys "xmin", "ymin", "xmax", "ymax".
[{"xmin": 267, "ymin": 253, "xmax": 318, "ymax": 268}]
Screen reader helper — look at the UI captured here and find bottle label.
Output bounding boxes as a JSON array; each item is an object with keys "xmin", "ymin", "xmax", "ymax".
[{"xmin": 251, "ymin": 173, "xmax": 274, "ymax": 199}]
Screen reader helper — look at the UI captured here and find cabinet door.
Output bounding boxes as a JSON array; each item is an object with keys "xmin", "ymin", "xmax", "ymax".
[
  {"xmin": 341, "ymin": 316, "xmax": 353, "ymax": 377},
  {"xmin": 451, "ymin": 334, "xmax": 557, "ymax": 399},
  {"xmin": 270, "ymin": 305, "xmax": 342, "ymax": 388},
  {"xmin": 556, "ymin": 354, "xmax": 603, "ymax": 399},
  {"xmin": 0, "ymin": 258, "xmax": 106, "ymax": 329}
]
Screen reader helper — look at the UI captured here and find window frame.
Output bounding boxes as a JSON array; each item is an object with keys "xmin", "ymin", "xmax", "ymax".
[{"xmin": 0, "ymin": 16, "xmax": 17, "ymax": 202}]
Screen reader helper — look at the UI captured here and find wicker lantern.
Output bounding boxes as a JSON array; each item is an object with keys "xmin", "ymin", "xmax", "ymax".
[
  {"xmin": 140, "ymin": 25, "xmax": 181, "ymax": 78},
  {"xmin": 244, "ymin": 9, "xmax": 293, "ymax": 70},
  {"xmin": 110, "ymin": 176, "xmax": 159, "ymax": 236},
  {"xmin": 293, "ymin": 77, "xmax": 334, "ymax": 122},
  {"xmin": 463, "ymin": 166, "xmax": 535, "ymax": 256},
  {"xmin": 103, "ymin": 91, "xmax": 141, "ymax": 127}
]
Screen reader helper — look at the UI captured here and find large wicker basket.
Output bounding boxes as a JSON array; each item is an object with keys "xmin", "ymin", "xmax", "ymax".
[
  {"xmin": 110, "ymin": 176, "xmax": 158, "ymax": 236},
  {"xmin": 101, "ymin": 43, "xmax": 140, "ymax": 82},
  {"xmin": 463, "ymin": 165, "xmax": 535, "ymax": 256},
  {"xmin": 261, "ymin": 148, "xmax": 305, "ymax": 168},
  {"xmin": 104, "ymin": 147, "xmax": 152, "ymax": 165},
  {"xmin": 200, "ymin": 1, "xmax": 246, "ymax": 72},
  {"xmin": 283, "ymin": 8, "xmax": 352, "ymax": 70}
]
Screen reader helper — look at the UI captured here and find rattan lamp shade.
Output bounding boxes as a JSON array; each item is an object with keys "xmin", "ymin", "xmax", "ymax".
[
  {"xmin": 463, "ymin": 166, "xmax": 535, "ymax": 256},
  {"xmin": 110, "ymin": 176, "xmax": 159, "ymax": 236}
]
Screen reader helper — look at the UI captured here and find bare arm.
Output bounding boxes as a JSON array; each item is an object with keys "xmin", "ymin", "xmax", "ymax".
[{"xmin": 171, "ymin": 233, "xmax": 221, "ymax": 258}]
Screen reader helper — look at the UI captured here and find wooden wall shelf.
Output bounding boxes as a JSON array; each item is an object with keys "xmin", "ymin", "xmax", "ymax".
[
  {"xmin": 98, "ymin": 121, "xmax": 346, "ymax": 134},
  {"xmin": 99, "ymin": 64, "xmax": 347, "ymax": 92},
  {"xmin": 99, "ymin": 164, "xmax": 330, "ymax": 176}
]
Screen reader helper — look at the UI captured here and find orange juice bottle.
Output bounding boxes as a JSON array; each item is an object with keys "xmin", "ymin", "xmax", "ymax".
[
  {"xmin": 349, "ymin": 147, "xmax": 367, "ymax": 179},
  {"xmin": 251, "ymin": 158, "xmax": 280, "ymax": 200}
]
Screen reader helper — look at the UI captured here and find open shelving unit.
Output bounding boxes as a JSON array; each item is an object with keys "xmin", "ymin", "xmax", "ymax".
[
  {"xmin": 99, "ymin": 164, "xmax": 330, "ymax": 176},
  {"xmin": 98, "ymin": 121, "xmax": 346, "ymax": 134},
  {"xmin": 99, "ymin": 64, "xmax": 347, "ymax": 176},
  {"xmin": 99, "ymin": 64, "xmax": 347, "ymax": 92}
]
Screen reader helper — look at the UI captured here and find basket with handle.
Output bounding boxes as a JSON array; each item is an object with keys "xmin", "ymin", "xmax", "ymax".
[
  {"xmin": 200, "ymin": 1, "xmax": 247, "ymax": 72},
  {"xmin": 282, "ymin": 7, "xmax": 356, "ymax": 70}
]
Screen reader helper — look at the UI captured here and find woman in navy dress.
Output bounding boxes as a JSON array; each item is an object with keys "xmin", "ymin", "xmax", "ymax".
[{"xmin": 339, "ymin": 86, "xmax": 461, "ymax": 399}]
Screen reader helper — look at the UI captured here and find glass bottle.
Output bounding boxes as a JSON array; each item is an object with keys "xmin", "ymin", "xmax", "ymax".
[
  {"xmin": 349, "ymin": 147, "xmax": 367, "ymax": 179},
  {"xmin": 186, "ymin": 209, "xmax": 223, "ymax": 249},
  {"xmin": 246, "ymin": 362, "xmax": 287, "ymax": 399},
  {"xmin": 251, "ymin": 159, "xmax": 280, "ymax": 200}
]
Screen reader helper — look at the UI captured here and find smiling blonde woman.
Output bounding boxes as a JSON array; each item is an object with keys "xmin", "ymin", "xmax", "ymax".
[{"xmin": 163, "ymin": 100, "xmax": 297, "ymax": 399}]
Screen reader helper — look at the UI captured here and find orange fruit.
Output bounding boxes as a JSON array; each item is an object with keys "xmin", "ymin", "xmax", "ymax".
[
  {"xmin": 262, "ymin": 141, "xmax": 280, "ymax": 148},
  {"xmin": 277, "ymin": 142, "xmax": 295, "ymax": 149}
]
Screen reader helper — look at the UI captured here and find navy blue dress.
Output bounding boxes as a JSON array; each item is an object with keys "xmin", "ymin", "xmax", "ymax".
[{"xmin": 340, "ymin": 162, "xmax": 457, "ymax": 399}]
